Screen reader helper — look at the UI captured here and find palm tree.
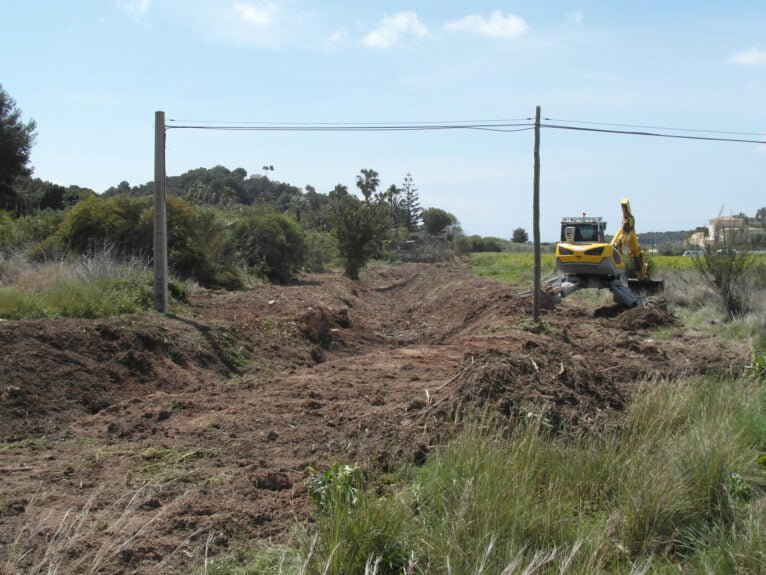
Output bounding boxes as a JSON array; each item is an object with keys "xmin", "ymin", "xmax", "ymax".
[{"xmin": 355, "ymin": 169, "xmax": 380, "ymax": 202}]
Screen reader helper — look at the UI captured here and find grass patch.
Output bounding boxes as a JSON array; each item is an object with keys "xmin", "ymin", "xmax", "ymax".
[
  {"xmin": 649, "ymin": 326, "xmax": 676, "ymax": 340},
  {"xmin": 135, "ymin": 447, "xmax": 207, "ymax": 483},
  {"xmin": 0, "ymin": 252, "xmax": 159, "ymax": 319},
  {"xmin": 0, "ymin": 438, "xmax": 50, "ymax": 452},
  {"xmin": 471, "ymin": 252, "xmax": 556, "ymax": 284},
  {"xmin": 0, "ymin": 276, "xmax": 152, "ymax": 319}
]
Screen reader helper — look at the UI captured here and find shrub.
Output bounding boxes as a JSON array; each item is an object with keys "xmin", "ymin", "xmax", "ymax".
[
  {"xmin": 57, "ymin": 195, "xmax": 151, "ymax": 255},
  {"xmin": 693, "ymin": 243, "xmax": 756, "ymax": 317},
  {"xmin": 228, "ymin": 209, "xmax": 306, "ymax": 283},
  {"xmin": 158, "ymin": 199, "xmax": 231, "ymax": 287},
  {"xmin": 421, "ymin": 207, "xmax": 457, "ymax": 236}
]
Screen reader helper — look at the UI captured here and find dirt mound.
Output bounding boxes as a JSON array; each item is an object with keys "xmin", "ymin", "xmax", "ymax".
[
  {"xmin": 0, "ymin": 315, "xmax": 239, "ymax": 440},
  {"xmin": 435, "ymin": 346, "xmax": 627, "ymax": 432},
  {"xmin": 614, "ymin": 300, "xmax": 677, "ymax": 331}
]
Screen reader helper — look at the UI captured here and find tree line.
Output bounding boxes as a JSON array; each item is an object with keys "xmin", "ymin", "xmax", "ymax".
[{"xmin": 1, "ymin": 84, "xmax": 535, "ymax": 287}]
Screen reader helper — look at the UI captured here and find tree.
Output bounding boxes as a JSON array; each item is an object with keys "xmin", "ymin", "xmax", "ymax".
[
  {"xmin": 512, "ymin": 227, "xmax": 529, "ymax": 243},
  {"xmin": 421, "ymin": 207, "xmax": 457, "ymax": 236},
  {"xmin": 355, "ymin": 168, "xmax": 380, "ymax": 202},
  {"xmin": 401, "ymin": 172, "xmax": 422, "ymax": 232},
  {"xmin": 0, "ymin": 84, "xmax": 37, "ymax": 211},
  {"xmin": 330, "ymin": 193, "xmax": 389, "ymax": 279},
  {"xmin": 756, "ymin": 207, "xmax": 766, "ymax": 224},
  {"xmin": 693, "ymin": 236, "xmax": 755, "ymax": 317}
]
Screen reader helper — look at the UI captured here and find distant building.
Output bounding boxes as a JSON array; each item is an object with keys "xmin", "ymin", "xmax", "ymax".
[
  {"xmin": 709, "ymin": 216, "xmax": 746, "ymax": 244},
  {"xmin": 686, "ymin": 216, "xmax": 765, "ymax": 247}
]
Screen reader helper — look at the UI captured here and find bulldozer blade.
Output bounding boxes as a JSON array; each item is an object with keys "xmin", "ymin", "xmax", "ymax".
[{"xmin": 628, "ymin": 278, "xmax": 664, "ymax": 294}]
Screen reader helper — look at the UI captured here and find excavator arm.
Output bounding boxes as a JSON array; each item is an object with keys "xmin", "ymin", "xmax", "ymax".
[{"xmin": 610, "ymin": 199, "xmax": 649, "ymax": 280}]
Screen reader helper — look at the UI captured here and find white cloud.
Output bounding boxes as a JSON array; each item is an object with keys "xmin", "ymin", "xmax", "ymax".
[
  {"xmin": 233, "ymin": 2, "xmax": 277, "ymax": 28},
  {"xmin": 727, "ymin": 47, "xmax": 766, "ymax": 66},
  {"xmin": 362, "ymin": 12, "xmax": 430, "ymax": 50},
  {"xmin": 118, "ymin": 0, "xmax": 150, "ymax": 17},
  {"xmin": 443, "ymin": 10, "xmax": 528, "ymax": 39}
]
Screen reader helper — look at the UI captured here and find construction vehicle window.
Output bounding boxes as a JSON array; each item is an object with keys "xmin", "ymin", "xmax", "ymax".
[{"xmin": 575, "ymin": 225, "xmax": 599, "ymax": 242}]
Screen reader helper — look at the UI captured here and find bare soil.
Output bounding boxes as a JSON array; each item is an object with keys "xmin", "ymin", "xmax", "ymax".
[{"xmin": 0, "ymin": 261, "xmax": 747, "ymax": 574}]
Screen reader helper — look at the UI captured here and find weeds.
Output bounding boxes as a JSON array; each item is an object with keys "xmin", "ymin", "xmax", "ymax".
[{"xmin": 0, "ymin": 248, "xmax": 156, "ymax": 319}]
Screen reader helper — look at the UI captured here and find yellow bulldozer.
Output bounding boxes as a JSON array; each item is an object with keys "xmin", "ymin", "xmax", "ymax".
[{"xmin": 542, "ymin": 198, "xmax": 664, "ymax": 308}]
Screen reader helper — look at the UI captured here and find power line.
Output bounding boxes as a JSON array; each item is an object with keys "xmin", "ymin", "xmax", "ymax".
[
  {"xmin": 542, "ymin": 123, "xmax": 766, "ymax": 145},
  {"xmin": 544, "ymin": 117, "xmax": 765, "ymax": 137},
  {"xmin": 167, "ymin": 117, "xmax": 533, "ymax": 125},
  {"xmin": 166, "ymin": 122, "xmax": 535, "ymax": 132},
  {"xmin": 163, "ymin": 116, "xmax": 766, "ymax": 143}
]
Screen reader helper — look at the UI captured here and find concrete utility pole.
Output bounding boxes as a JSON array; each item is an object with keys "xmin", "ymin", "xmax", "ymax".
[
  {"xmin": 153, "ymin": 111, "xmax": 169, "ymax": 313},
  {"xmin": 532, "ymin": 106, "xmax": 542, "ymax": 321}
]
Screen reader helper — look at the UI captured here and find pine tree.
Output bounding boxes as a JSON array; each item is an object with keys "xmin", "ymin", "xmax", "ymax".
[{"xmin": 401, "ymin": 172, "xmax": 422, "ymax": 232}]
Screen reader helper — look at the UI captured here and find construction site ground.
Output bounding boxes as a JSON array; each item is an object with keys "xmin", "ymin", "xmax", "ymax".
[{"xmin": 0, "ymin": 261, "xmax": 748, "ymax": 574}]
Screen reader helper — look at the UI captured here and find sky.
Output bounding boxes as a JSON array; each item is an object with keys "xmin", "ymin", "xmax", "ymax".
[{"xmin": 1, "ymin": 1, "xmax": 764, "ymax": 241}]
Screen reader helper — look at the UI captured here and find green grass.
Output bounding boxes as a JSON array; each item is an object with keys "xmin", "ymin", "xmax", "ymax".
[
  {"xmin": 0, "ymin": 276, "xmax": 153, "ymax": 319},
  {"xmin": 470, "ymin": 252, "xmax": 765, "ymax": 282},
  {"xmin": 469, "ymin": 252, "xmax": 688, "ymax": 286},
  {"xmin": 471, "ymin": 252, "xmax": 556, "ymax": 284}
]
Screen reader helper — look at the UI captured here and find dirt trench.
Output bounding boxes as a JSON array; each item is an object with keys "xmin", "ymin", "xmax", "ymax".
[{"xmin": 0, "ymin": 261, "xmax": 747, "ymax": 574}]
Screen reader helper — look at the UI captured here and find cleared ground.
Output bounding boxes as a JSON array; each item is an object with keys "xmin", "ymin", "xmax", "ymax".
[{"xmin": 0, "ymin": 261, "xmax": 747, "ymax": 574}]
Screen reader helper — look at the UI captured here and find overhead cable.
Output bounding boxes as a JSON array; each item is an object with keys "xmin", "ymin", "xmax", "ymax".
[
  {"xmin": 542, "ymin": 123, "xmax": 766, "ymax": 145},
  {"xmin": 544, "ymin": 117, "xmax": 765, "ymax": 137},
  {"xmin": 166, "ymin": 122, "xmax": 535, "ymax": 132}
]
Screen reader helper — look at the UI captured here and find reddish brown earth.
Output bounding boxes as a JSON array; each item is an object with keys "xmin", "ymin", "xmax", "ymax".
[{"xmin": 0, "ymin": 261, "xmax": 747, "ymax": 574}]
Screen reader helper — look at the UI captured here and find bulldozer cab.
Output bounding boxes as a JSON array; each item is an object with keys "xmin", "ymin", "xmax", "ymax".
[{"xmin": 560, "ymin": 217, "xmax": 607, "ymax": 243}]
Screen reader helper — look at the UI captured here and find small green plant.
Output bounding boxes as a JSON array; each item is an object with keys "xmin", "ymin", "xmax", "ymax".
[
  {"xmin": 306, "ymin": 463, "xmax": 362, "ymax": 513},
  {"xmin": 750, "ymin": 353, "xmax": 766, "ymax": 379},
  {"xmin": 517, "ymin": 317, "xmax": 550, "ymax": 334},
  {"xmin": 727, "ymin": 472, "xmax": 753, "ymax": 502}
]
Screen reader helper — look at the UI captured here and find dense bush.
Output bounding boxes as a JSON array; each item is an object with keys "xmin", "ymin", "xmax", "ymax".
[
  {"xmin": 57, "ymin": 195, "xmax": 152, "ymax": 255},
  {"xmin": 162, "ymin": 198, "xmax": 232, "ymax": 287},
  {"xmin": 1, "ymin": 210, "xmax": 63, "ymax": 253},
  {"xmin": 228, "ymin": 209, "xmax": 306, "ymax": 283},
  {"xmin": 48, "ymin": 195, "xmax": 238, "ymax": 287}
]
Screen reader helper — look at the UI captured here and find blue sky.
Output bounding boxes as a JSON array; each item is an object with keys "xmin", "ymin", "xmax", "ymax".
[{"xmin": 2, "ymin": 1, "xmax": 764, "ymax": 240}]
